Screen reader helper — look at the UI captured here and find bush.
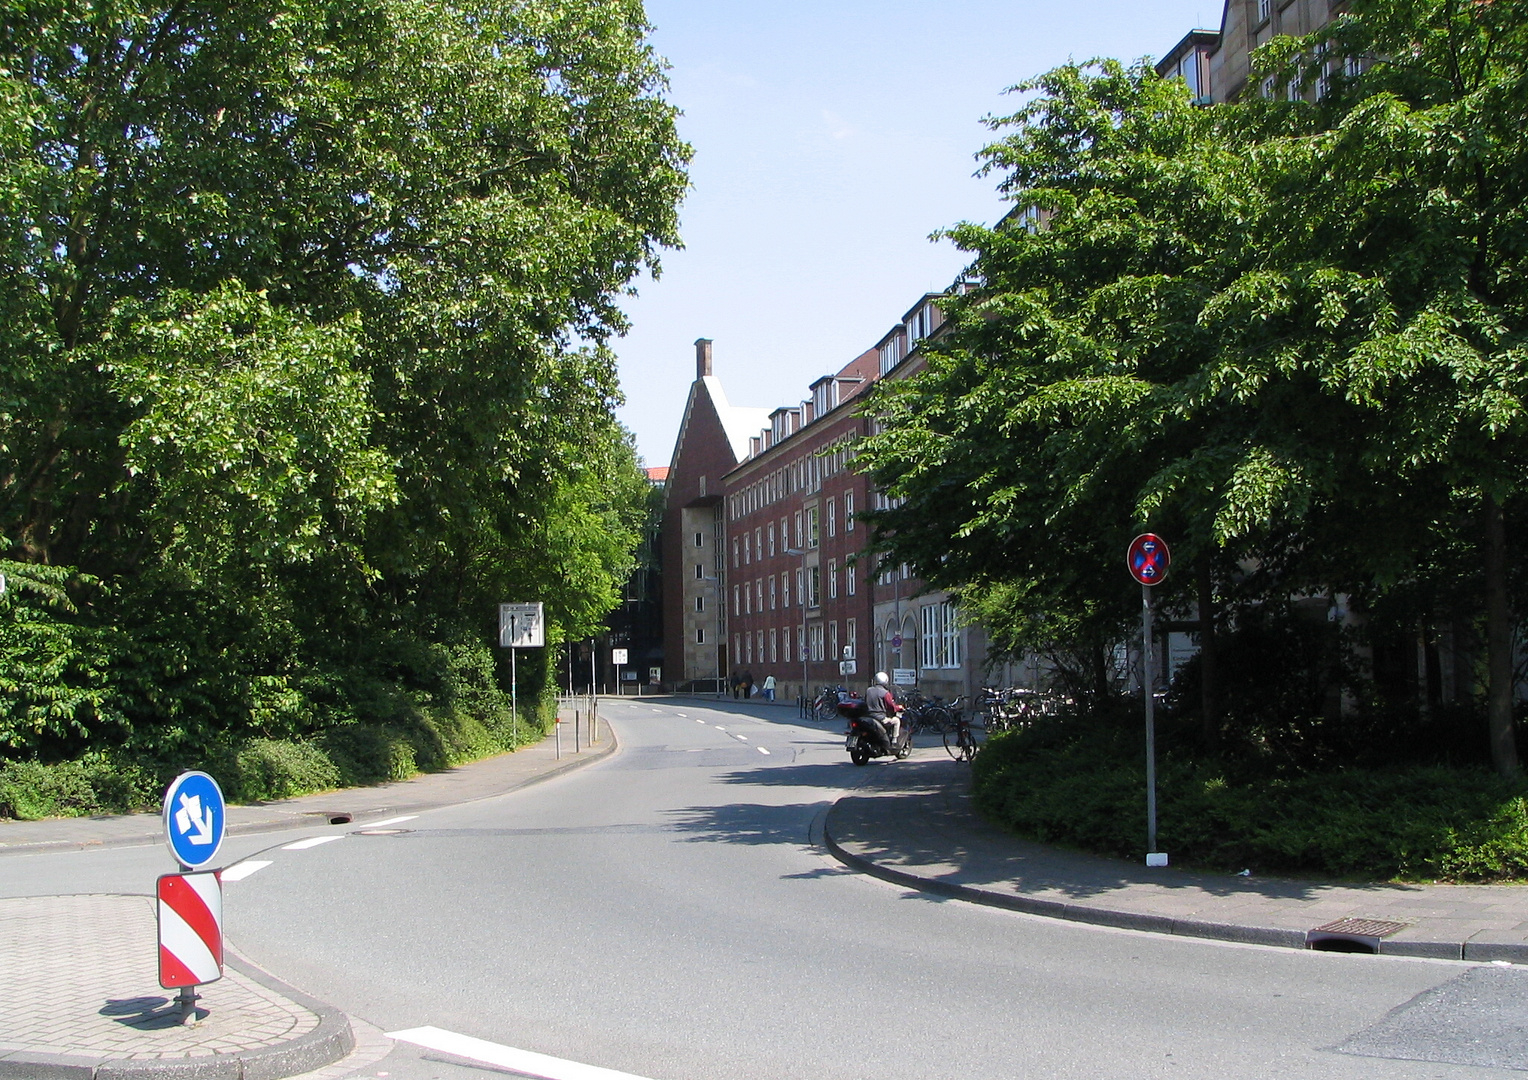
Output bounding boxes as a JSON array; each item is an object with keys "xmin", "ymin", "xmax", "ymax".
[
  {"xmin": 0, "ymin": 754, "xmax": 159, "ymax": 819},
  {"xmin": 972, "ymin": 721, "xmax": 1528, "ymax": 882},
  {"xmin": 227, "ymin": 738, "xmax": 342, "ymax": 802}
]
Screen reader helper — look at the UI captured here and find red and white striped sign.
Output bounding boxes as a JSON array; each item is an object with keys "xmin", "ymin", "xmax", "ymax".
[{"xmin": 157, "ymin": 872, "xmax": 223, "ymax": 988}]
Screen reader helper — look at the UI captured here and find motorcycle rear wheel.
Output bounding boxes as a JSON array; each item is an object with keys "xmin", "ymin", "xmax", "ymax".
[{"xmin": 849, "ymin": 742, "xmax": 871, "ymax": 766}]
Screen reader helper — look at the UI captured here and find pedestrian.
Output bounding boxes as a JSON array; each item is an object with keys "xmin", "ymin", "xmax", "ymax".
[
  {"xmin": 741, "ymin": 669, "xmax": 754, "ymax": 698},
  {"xmin": 730, "ymin": 670, "xmax": 742, "ymax": 699},
  {"xmin": 762, "ymin": 674, "xmax": 776, "ymax": 702}
]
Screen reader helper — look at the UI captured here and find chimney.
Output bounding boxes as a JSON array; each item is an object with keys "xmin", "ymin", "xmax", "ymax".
[{"xmin": 695, "ymin": 338, "xmax": 713, "ymax": 378}]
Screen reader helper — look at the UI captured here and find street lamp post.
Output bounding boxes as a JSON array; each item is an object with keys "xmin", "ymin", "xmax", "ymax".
[{"xmin": 785, "ymin": 546, "xmax": 808, "ymax": 710}]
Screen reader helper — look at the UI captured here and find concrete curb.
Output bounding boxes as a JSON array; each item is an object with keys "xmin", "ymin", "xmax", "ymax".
[
  {"xmin": 0, "ymin": 954, "xmax": 353, "ymax": 1080},
  {"xmin": 0, "ymin": 727, "xmax": 619, "ymax": 859},
  {"xmin": 822, "ymin": 800, "xmax": 1528, "ymax": 962}
]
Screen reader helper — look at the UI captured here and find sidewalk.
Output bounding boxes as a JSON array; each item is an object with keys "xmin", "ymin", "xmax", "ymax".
[
  {"xmin": 0, "ymin": 721, "xmax": 615, "ymax": 1080},
  {"xmin": 823, "ymin": 754, "xmax": 1528, "ymax": 963}
]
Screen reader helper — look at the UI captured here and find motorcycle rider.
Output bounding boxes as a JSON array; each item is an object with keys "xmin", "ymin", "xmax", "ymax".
[{"xmin": 865, "ymin": 671, "xmax": 902, "ymax": 753}]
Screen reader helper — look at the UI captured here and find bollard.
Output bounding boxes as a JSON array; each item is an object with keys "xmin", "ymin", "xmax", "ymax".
[
  {"xmin": 555, "ymin": 716, "xmax": 561, "ymax": 760},
  {"xmin": 575, "ymin": 709, "xmax": 581, "ymax": 753}
]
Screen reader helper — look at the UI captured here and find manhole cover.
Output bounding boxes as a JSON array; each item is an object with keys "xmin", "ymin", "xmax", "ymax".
[{"xmin": 1311, "ymin": 918, "xmax": 1408, "ymax": 939}]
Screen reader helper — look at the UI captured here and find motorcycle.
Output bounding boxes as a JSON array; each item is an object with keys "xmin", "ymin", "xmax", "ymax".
[{"xmin": 837, "ymin": 695, "xmax": 912, "ymax": 765}]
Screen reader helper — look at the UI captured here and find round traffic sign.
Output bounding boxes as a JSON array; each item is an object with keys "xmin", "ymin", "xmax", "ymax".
[
  {"xmin": 891, "ymin": 634, "xmax": 903, "ymax": 649},
  {"xmin": 162, "ymin": 771, "xmax": 227, "ymax": 870},
  {"xmin": 1127, "ymin": 533, "xmax": 1171, "ymax": 586}
]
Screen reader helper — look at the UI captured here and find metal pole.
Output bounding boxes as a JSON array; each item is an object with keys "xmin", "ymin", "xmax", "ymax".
[
  {"xmin": 1143, "ymin": 583, "xmax": 1158, "ymax": 855},
  {"xmin": 589, "ymin": 639, "xmax": 596, "ymax": 698},
  {"xmin": 555, "ymin": 713, "xmax": 561, "ymax": 759},
  {"xmin": 511, "ymin": 642, "xmax": 518, "ymax": 747}
]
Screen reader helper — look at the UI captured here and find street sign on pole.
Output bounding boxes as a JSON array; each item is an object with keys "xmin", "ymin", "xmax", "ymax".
[
  {"xmin": 1125, "ymin": 534, "xmax": 1170, "ymax": 868},
  {"xmin": 611, "ymin": 648, "xmax": 628, "ymax": 665},
  {"xmin": 157, "ymin": 872, "xmax": 223, "ymax": 989},
  {"xmin": 162, "ymin": 772, "xmax": 226, "ymax": 871},
  {"xmin": 1127, "ymin": 533, "xmax": 1170, "ymax": 586},
  {"xmin": 499, "ymin": 603, "xmax": 544, "ymax": 648}
]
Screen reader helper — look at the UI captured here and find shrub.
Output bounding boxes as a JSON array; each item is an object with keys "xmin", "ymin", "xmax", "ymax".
[
  {"xmin": 227, "ymin": 738, "xmax": 342, "ymax": 802},
  {"xmin": 972, "ymin": 721, "xmax": 1528, "ymax": 882}
]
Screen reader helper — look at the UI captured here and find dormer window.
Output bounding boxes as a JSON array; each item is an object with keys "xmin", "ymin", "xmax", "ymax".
[{"xmin": 811, "ymin": 377, "xmax": 837, "ymax": 420}]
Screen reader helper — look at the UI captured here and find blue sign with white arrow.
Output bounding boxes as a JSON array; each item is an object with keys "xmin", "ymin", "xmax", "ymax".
[{"xmin": 162, "ymin": 771, "xmax": 226, "ymax": 870}]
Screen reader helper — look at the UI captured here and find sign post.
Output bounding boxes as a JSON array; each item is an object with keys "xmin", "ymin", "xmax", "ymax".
[
  {"xmin": 500, "ymin": 603, "xmax": 545, "ymax": 745},
  {"xmin": 611, "ymin": 648, "xmax": 628, "ymax": 697},
  {"xmin": 160, "ymin": 772, "xmax": 227, "ymax": 1024},
  {"xmin": 1127, "ymin": 534, "xmax": 1171, "ymax": 868}
]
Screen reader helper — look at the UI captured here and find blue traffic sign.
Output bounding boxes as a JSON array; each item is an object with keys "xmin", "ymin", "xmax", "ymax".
[{"xmin": 162, "ymin": 771, "xmax": 226, "ymax": 870}]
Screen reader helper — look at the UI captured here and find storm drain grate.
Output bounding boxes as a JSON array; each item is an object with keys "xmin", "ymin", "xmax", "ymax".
[{"xmin": 1307, "ymin": 918, "xmax": 1409, "ymax": 953}]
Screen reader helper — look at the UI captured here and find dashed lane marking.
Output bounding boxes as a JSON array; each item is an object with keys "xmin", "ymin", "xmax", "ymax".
[
  {"xmin": 386, "ymin": 1026, "xmax": 658, "ymax": 1080},
  {"xmin": 282, "ymin": 835, "xmax": 344, "ymax": 850},
  {"xmin": 367, "ymin": 815, "xmax": 418, "ymax": 828},
  {"xmin": 757, "ymin": 747, "xmax": 771, "ymax": 755},
  {"xmin": 220, "ymin": 860, "xmax": 272, "ymax": 881}
]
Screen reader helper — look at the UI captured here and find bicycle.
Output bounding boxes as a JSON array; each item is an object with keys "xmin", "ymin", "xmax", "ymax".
[
  {"xmin": 810, "ymin": 685, "xmax": 847, "ymax": 721},
  {"xmin": 942, "ymin": 696, "xmax": 985, "ymax": 762}
]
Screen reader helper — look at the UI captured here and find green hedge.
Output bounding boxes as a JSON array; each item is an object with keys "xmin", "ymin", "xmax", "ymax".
[
  {"xmin": 0, "ymin": 699, "xmax": 549, "ymax": 819},
  {"xmin": 971, "ymin": 725, "xmax": 1528, "ymax": 882}
]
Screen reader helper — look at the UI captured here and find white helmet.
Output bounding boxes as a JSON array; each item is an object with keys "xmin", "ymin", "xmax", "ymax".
[{"xmin": 875, "ymin": 671, "xmax": 890, "ymax": 686}]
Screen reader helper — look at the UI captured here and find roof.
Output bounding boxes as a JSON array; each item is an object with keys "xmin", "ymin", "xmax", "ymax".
[
  {"xmin": 645, "ymin": 467, "xmax": 670, "ymax": 483},
  {"xmin": 700, "ymin": 376, "xmax": 772, "ymax": 461}
]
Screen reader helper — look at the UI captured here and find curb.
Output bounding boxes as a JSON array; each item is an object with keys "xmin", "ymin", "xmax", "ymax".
[
  {"xmin": 0, "ymin": 954, "xmax": 353, "ymax": 1080},
  {"xmin": 821, "ymin": 799, "xmax": 1528, "ymax": 963},
  {"xmin": 0, "ymin": 727, "xmax": 619, "ymax": 859}
]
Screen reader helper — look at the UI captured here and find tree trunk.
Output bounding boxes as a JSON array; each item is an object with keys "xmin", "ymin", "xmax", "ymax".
[
  {"xmin": 1197, "ymin": 556, "xmax": 1220, "ymax": 746},
  {"xmin": 1484, "ymin": 493, "xmax": 1521, "ymax": 780}
]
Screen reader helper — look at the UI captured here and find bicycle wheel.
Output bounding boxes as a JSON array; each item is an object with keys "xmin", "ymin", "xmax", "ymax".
[
  {"xmin": 944, "ymin": 719, "xmax": 986, "ymax": 761},
  {"xmin": 815, "ymin": 699, "xmax": 839, "ymax": 721},
  {"xmin": 923, "ymin": 706, "xmax": 954, "ymax": 735}
]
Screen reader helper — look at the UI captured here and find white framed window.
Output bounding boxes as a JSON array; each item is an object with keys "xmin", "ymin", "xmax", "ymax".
[
  {"xmin": 696, "ymin": 627, "xmax": 706, "ymax": 644},
  {"xmin": 768, "ymin": 523, "xmax": 776, "ymax": 557},
  {"xmin": 770, "ymin": 628, "xmax": 778, "ymax": 664},
  {"xmin": 828, "ymin": 559, "xmax": 838, "ymax": 599},
  {"xmin": 781, "ymin": 572, "xmax": 790, "ymax": 609},
  {"xmin": 694, "ymin": 532, "xmax": 703, "ymax": 547},
  {"xmin": 846, "ymin": 618, "xmax": 857, "ymax": 658},
  {"xmin": 695, "ymin": 596, "xmax": 705, "ymax": 612},
  {"xmin": 830, "ymin": 621, "xmax": 839, "ymax": 661},
  {"xmin": 796, "ymin": 567, "xmax": 804, "ymax": 607},
  {"xmin": 809, "ymin": 623, "xmax": 824, "ymax": 662},
  {"xmin": 745, "ymin": 582, "xmax": 752, "ymax": 615},
  {"xmin": 808, "ymin": 566, "xmax": 821, "ymax": 608},
  {"xmin": 733, "ymin": 633, "xmax": 740, "ymax": 661},
  {"xmin": 1257, "ymin": 0, "xmax": 1271, "ymax": 23},
  {"xmin": 732, "ymin": 539, "xmax": 739, "ymax": 568},
  {"xmin": 744, "ymin": 534, "xmax": 751, "ymax": 565},
  {"xmin": 733, "ymin": 585, "xmax": 740, "ymax": 616},
  {"xmin": 807, "ymin": 506, "xmax": 819, "ymax": 549},
  {"xmin": 695, "ymin": 563, "xmax": 704, "ymax": 580},
  {"xmin": 754, "ymin": 527, "xmax": 762, "ymax": 560},
  {"xmin": 769, "ymin": 576, "xmax": 777, "ymax": 610},
  {"xmin": 845, "ymin": 490, "xmax": 855, "ymax": 530},
  {"xmin": 847, "ymin": 565, "xmax": 856, "ymax": 596},
  {"xmin": 781, "ymin": 516, "xmax": 789, "ymax": 548},
  {"xmin": 827, "ymin": 498, "xmax": 836, "ymax": 538},
  {"xmin": 919, "ymin": 602, "xmax": 961, "ymax": 670},
  {"xmin": 794, "ymin": 511, "xmax": 803, "ymax": 548},
  {"xmin": 756, "ymin": 579, "xmax": 763, "ymax": 613}
]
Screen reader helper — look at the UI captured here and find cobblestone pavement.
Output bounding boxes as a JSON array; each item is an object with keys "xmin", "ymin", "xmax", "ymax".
[{"xmin": 0, "ymin": 895, "xmax": 319, "ymax": 1062}]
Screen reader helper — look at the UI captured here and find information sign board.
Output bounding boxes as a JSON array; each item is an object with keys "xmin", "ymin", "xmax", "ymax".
[
  {"xmin": 611, "ymin": 648, "xmax": 629, "ymax": 665},
  {"xmin": 892, "ymin": 668, "xmax": 917, "ymax": 686},
  {"xmin": 499, "ymin": 603, "xmax": 544, "ymax": 648}
]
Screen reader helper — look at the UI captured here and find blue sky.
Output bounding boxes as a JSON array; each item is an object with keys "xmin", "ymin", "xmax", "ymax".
[{"xmin": 616, "ymin": 1, "xmax": 1219, "ymax": 466}]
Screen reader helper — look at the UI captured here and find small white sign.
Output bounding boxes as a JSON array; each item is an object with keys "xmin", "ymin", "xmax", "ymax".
[
  {"xmin": 892, "ymin": 668, "xmax": 917, "ymax": 686},
  {"xmin": 611, "ymin": 648, "xmax": 629, "ymax": 665},
  {"xmin": 499, "ymin": 603, "xmax": 544, "ymax": 648},
  {"xmin": 838, "ymin": 659, "xmax": 857, "ymax": 676}
]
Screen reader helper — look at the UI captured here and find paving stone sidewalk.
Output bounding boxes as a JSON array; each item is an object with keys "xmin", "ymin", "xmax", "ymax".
[{"xmin": 823, "ymin": 754, "xmax": 1528, "ymax": 963}]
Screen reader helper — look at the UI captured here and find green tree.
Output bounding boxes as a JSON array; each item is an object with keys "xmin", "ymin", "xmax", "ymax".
[
  {"xmin": 0, "ymin": 0, "xmax": 686, "ymax": 756},
  {"xmin": 862, "ymin": 0, "xmax": 1528, "ymax": 778}
]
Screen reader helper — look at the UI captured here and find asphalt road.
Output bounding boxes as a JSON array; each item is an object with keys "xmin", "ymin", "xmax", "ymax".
[{"xmin": 7, "ymin": 697, "xmax": 1527, "ymax": 1080}]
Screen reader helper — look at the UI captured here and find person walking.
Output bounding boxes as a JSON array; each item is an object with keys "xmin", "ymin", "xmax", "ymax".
[
  {"xmin": 762, "ymin": 674, "xmax": 776, "ymax": 702},
  {"xmin": 741, "ymin": 670, "xmax": 754, "ymax": 698}
]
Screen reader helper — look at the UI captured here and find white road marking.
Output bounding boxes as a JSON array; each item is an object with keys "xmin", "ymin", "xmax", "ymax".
[
  {"xmin": 366, "ymin": 815, "xmax": 418, "ymax": 828},
  {"xmin": 282, "ymin": 835, "xmax": 344, "ymax": 850},
  {"xmin": 757, "ymin": 747, "xmax": 771, "ymax": 755},
  {"xmin": 675, "ymin": 713, "xmax": 686, "ymax": 717},
  {"xmin": 386, "ymin": 1026, "xmax": 659, "ymax": 1080},
  {"xmin": 714, "ymin": 726, "xmax": 726, "ymax": 731},
  {"xmin": 735, "ymin": 735, "xmax": 748, "ymax": 741},
  {"xmin": 694, "ymin": 719, "xmax": 706, "ymax": 724},
  {"xmin": 220, "ymin": 860, "xmax": 272, "ymax": 881}
]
